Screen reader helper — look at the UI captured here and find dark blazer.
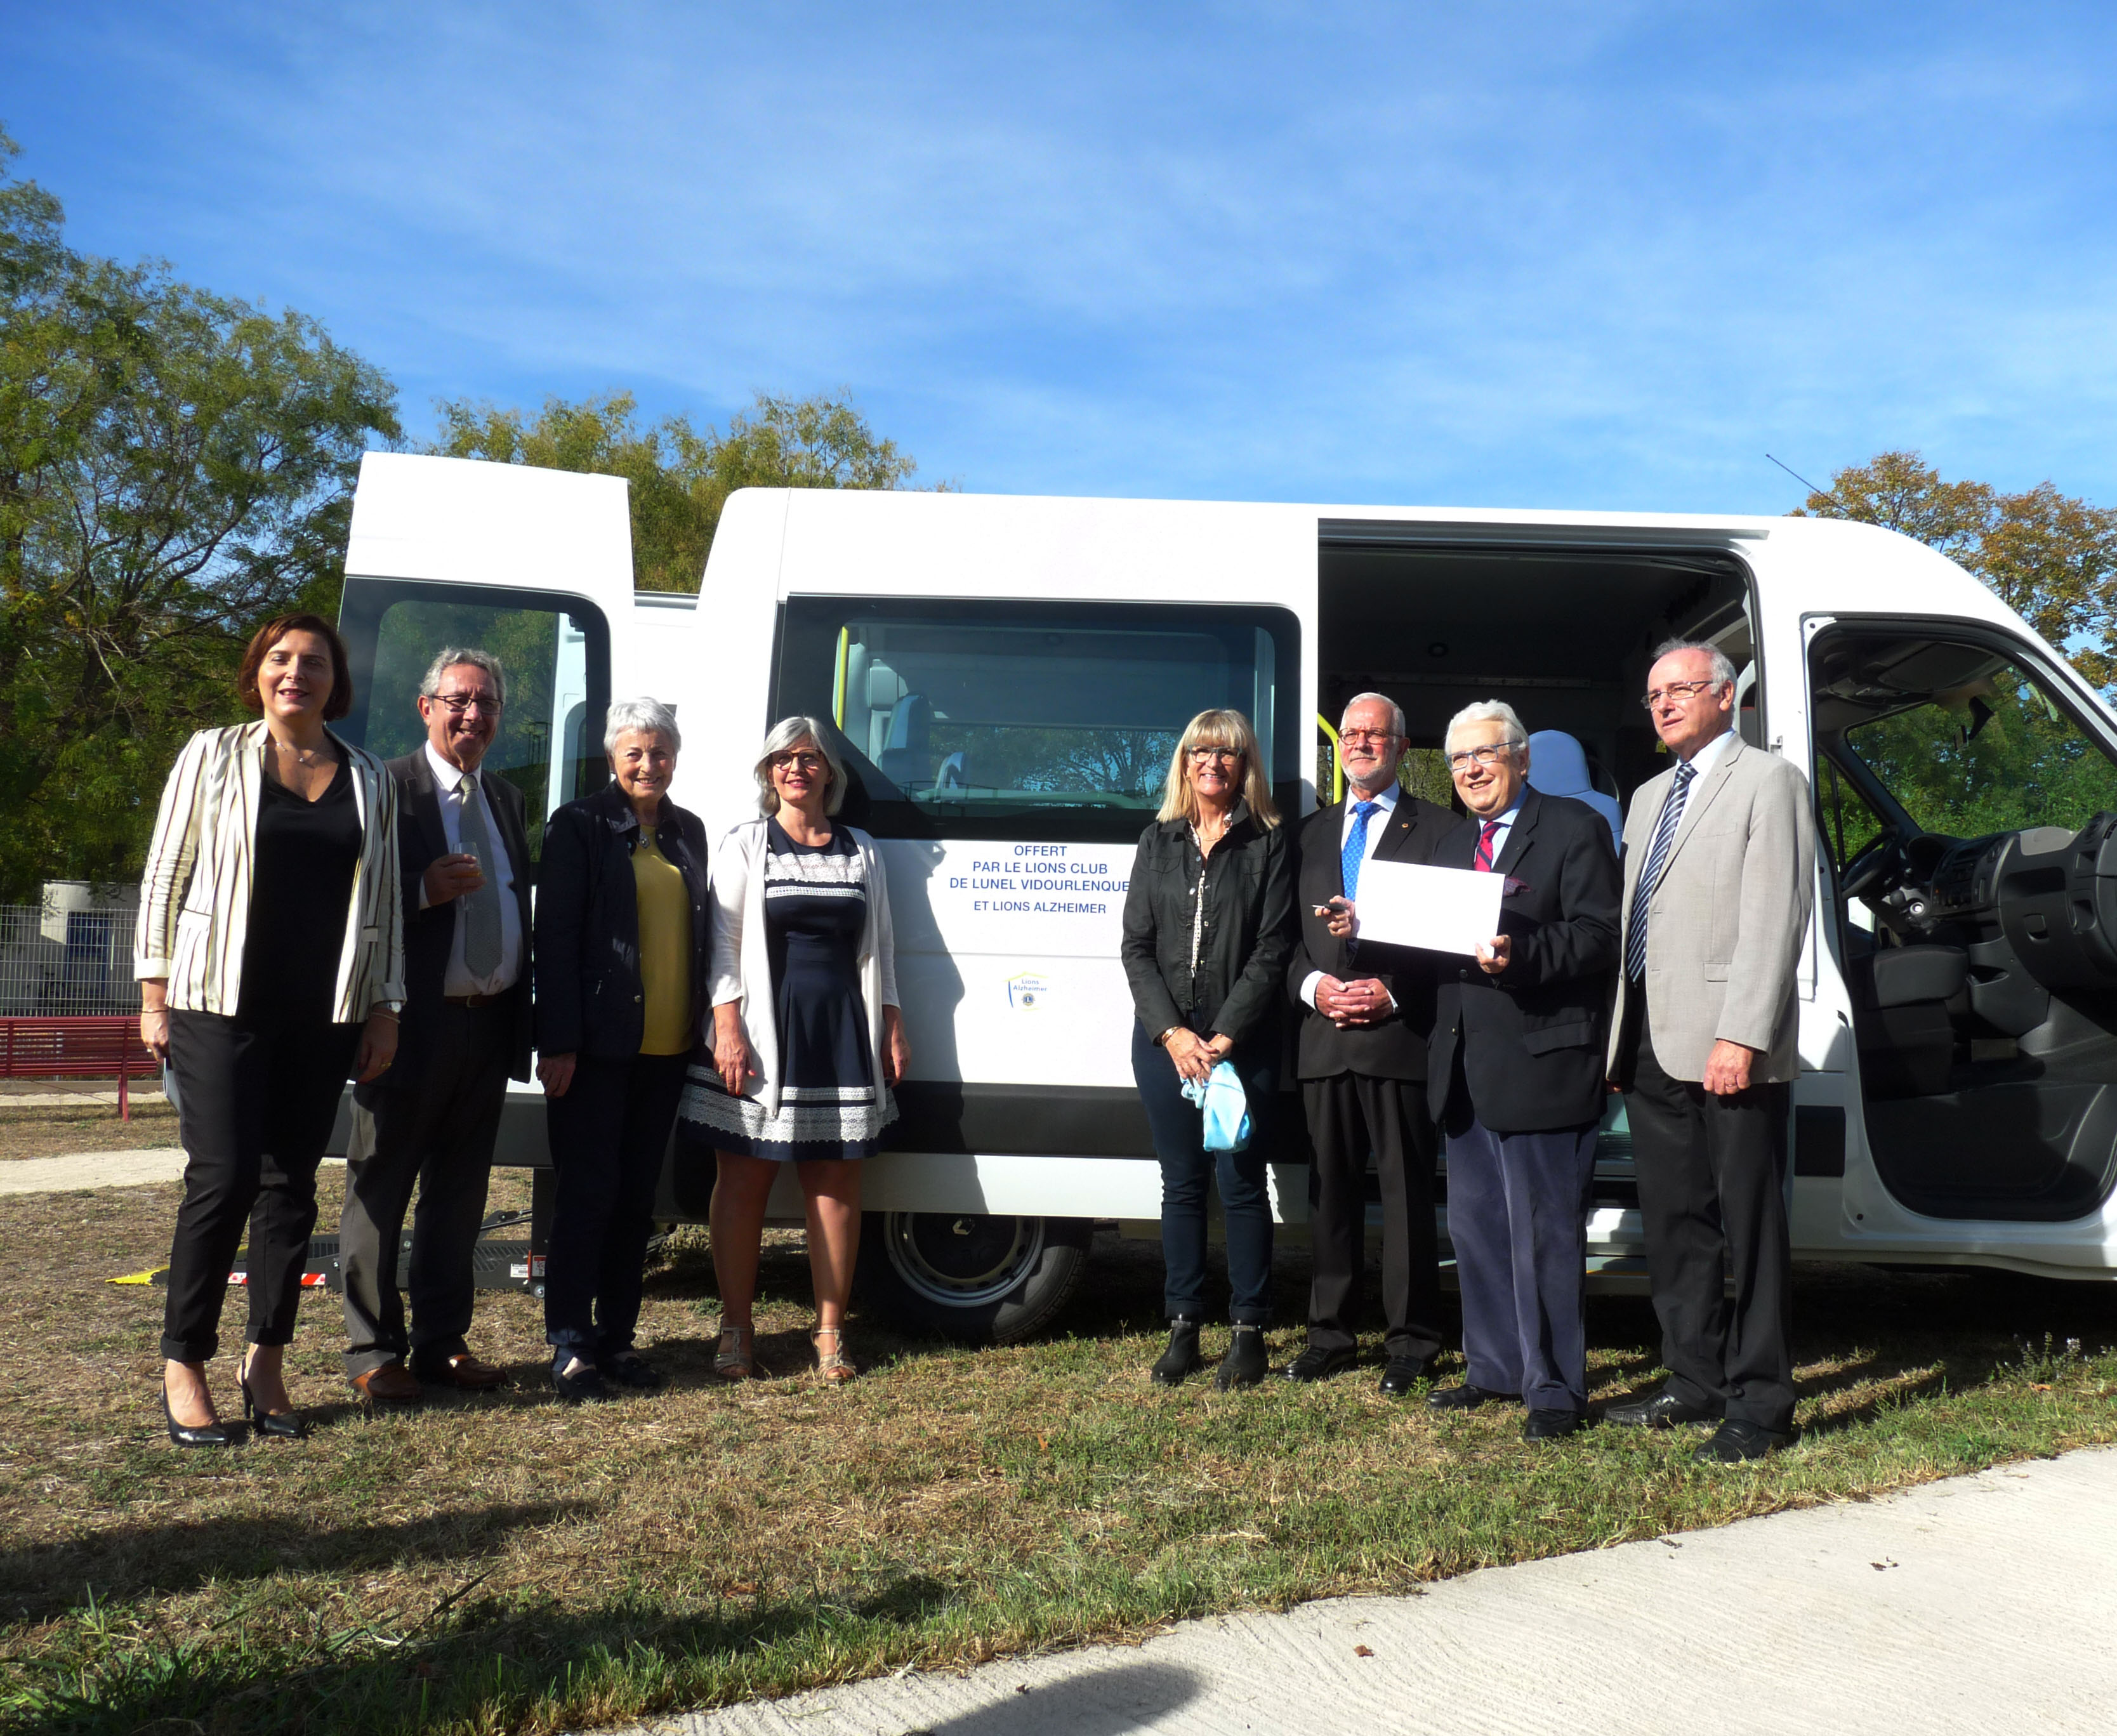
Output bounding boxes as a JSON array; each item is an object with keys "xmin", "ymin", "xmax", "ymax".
[
  {"xmin": 357, "ymin": 749, "xmax": 534, "ymax": 1101},
  {"xmin": 1119, "ymin": 799, "xmax": 1295, "ymax": 1052},
  {"xmin": 1428, "ymin": 787, "xmax": 1621, "ymax": 1133},
  {"xmin": 1285, "ymin": 792, "xmax": 1457, "ymax": 1081},
  {"xmin": 534, "ymin": 781, "xmax": 710, "ymax": 1061}
]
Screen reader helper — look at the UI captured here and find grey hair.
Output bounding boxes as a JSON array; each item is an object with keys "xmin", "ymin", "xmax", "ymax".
[
  {"xmin": 1340, "ymin": 692, "xmax": 1407, "ymax": 737},
  {"xmin": 1444, "ymin": 699, "xmax": 1528, "ymax": 754},
  {"xmin": 419, "ymin": 646, "xmax": 506, "ymax": 707},
  {"xmin": 1651, "ymin": 638, "xmax": 1739, "ymax": 690},
  {"xmin": 603, "ymin": 696, "xmax": 682, "ymax": 754},
  {"xmin": 755, "ymin": 714, "xmax": 848, "ymax": 817}
]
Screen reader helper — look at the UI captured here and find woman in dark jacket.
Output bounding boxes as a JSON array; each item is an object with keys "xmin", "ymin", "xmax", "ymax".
[
  {"xmin": 1119, "ymin": 707, "xmax": 1295, "ymax": 1390},
  {"xmin": 534, "ymin": 697, "xmax": 709, "ymax": 1402}
]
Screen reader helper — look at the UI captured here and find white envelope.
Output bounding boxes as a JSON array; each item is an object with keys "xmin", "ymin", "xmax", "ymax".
[{"xmin": 1345, "ymin": 858, "xmax": 1505, "ymax": 956}]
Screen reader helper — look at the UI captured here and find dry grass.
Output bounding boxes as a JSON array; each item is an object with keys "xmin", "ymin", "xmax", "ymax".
[
  {"xmin": 3, "ymin": 1117, "xmax": 2116, "ymax": 1734},
  {"xmin": 0, "ymin": 1095, "xmax": 180, "ymax": 1162}
]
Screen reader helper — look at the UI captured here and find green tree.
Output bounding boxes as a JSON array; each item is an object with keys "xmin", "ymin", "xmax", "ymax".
[
  {"xmin": 1793, "ymin": 451, "xmax": 2117, "ymax": 690},
  {"xmin": 430, "ymin": 388, "xmax": 939, "ymax": 593},
  {"xmin": 0, "ymin": 128, "xmax": 399, "ymax": 898}
]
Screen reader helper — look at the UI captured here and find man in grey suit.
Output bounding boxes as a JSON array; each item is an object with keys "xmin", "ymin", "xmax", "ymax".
[
  {"xmin": 338, "ymin": 648, "xmax": 534, "ymax": 1402},
  {"xmin": 1606, "ymin": 640, "xmax": 1814, "ymax": 1461}
]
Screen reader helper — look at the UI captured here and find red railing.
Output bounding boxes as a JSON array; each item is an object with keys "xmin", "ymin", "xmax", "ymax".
[{"xmin": 0, "ymin": 1016, "xmax": 158, "ymax": 1119}]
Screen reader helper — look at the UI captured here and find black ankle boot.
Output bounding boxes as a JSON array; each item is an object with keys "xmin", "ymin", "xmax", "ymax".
[
  {"xmin": 1151, "ymin": 1318, "xmax": 1203, "ymax": 1386},
  {"xmin": 1215, "ymin": 1324, "xmax": 1269, "ymax": 1391}
]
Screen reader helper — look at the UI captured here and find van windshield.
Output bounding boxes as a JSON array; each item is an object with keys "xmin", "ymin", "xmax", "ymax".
[{"xmin": 774, "ymin": 597, "xmax": 1300, "ymax": 841}]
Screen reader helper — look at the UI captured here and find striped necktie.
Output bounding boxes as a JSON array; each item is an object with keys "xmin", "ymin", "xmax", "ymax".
[
  {"xmin": 1625, "ymin": 761, "xmax": 1695, "ymax": 982},
  {"xmin": 456, "ymin": 773, "xmax": 503, "ymax": 978},
  {"xmin": 1472, "ymin": 819, "xmax": 1501, "ymax": 872}
]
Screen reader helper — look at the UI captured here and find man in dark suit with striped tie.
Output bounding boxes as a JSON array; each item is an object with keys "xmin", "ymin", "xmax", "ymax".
[
  {"xmin": 1423, "ymin": 701, "xmax": 1620, "ymax": 1440},
  {"xmin": 338, "ymin": 648, "xmax": 535, "ymax": 1403},
  {"xmin": 1281, "ymin": 693, "xmax": 1456, "ymax": 1393}
]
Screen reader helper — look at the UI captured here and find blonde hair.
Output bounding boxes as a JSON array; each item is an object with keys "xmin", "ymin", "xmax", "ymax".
[
  {"xmin": 754, "ymin": 715, "xmax": 848, "ymax": 817},
  {"xmin": 1156, "ymin": 709, "xmax": 1281, "ymax": 829}
]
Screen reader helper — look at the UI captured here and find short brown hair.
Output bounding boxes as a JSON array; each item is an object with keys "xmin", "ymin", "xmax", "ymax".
[{"xmin": 237, "ymin": 613, "xmax": 353, "ymax": 721}]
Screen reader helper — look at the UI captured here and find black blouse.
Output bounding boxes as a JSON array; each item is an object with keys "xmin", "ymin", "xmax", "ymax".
[{"xmin": 238, "ymin": 756, "xmax": 360, "ymax": 1025}]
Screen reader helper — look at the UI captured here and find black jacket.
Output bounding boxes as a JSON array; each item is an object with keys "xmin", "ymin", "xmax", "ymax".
[
  {"xmin": 1120, "ymin": 800, "xmax": 1295, "ymax": 1051},
  {"xmin": 533, "ymin": 782, "xmax": 711, "ymax": 1060},
  {"xmin": 356, "ymin": 749, "xmax": 535, "ymax": 1104},
  {"xmin": 1428, "ymin": 787, "xmax": 1621, "ymax": 1134},
  {"xmin": 1285, "ymin": 792, "xmax": 1456, "ymax": 1082}
]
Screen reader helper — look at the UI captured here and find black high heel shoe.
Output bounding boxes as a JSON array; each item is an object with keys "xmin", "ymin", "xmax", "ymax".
[
  {"xmin": 240, "ymin": 1365, "xmax": 307, "ymax": 1442},
  {"xmin": 161, "ymin": 1389, "xmax": 230, "ymax": 1449}
]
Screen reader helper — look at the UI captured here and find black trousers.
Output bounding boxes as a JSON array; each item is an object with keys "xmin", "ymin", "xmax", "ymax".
[
  {"xmin": 543, "ymin": 1050, "xmax": 688, "ymax": 1359},
  {"xmin": 1623, "ymin": 1006, "xmax": 1795, "ymax": 1433},
  {"xmin": 338, "ymin": 1002, "xmax": 511, "ymax": 1375},
  {"xmin": 1302, "ymin": 1072, "xmax": 1441, "ymax": 1363},
  {"xmin": 1131, "ymin": 1022, "xmax": 1276, "ymax": 1325},
  {"xmin": 161, "ymin": 1010, "xmax": 361, "ymax": 1362}
]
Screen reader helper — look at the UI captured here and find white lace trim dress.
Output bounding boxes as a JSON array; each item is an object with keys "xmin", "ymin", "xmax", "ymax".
[{"xmin": 677, "ymin": 820, "xmax": 896, "ymax": 1160}]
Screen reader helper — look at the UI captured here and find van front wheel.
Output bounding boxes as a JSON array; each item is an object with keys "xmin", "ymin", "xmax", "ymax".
[{"xmin": 855, "ymin": 1212, "xmax": 1091, "ymax": 1345}]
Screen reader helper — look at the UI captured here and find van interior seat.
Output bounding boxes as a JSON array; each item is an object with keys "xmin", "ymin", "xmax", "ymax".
[
  {"xmin": 878, "ymin": 693, "xmax": 934, "ymax": 786},
  {"xmin": 1526, "ymin": 730, "xmax": 1623, "ymax": 851}
]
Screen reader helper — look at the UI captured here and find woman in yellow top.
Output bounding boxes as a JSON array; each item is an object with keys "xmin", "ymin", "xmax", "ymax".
[{"xmin": 533, "ymin": 698, "xmax": 710, "ymax": 1402}]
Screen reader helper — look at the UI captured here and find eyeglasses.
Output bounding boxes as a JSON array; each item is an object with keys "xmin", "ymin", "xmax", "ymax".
[
  {"xmin": 769, "ymin": 752, "xmax": 828, "ymax": 772},
  {"xmin": 1187, "ymin": 747, "xmax": 1243, "ymax": 763},
  {"xmin": 1444, "ymin": 742, "xmax": 1524, "ymax": 772},
  {"xmin": 431, "ymin": 692, "xmax": 503, "ymax": 714},
  {"xmin": 1640, "ymin": 679, "xmax": 1721, "ymax": 711},
  {"xmin": 1338, "ymin": 729, "xmax": 1401, "ymax": 746}
]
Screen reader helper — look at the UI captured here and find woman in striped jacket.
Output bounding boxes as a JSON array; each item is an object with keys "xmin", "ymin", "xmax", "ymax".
[{"xmin": 135, "ymin": 613, "xmax": 405, "ymax": 1446}]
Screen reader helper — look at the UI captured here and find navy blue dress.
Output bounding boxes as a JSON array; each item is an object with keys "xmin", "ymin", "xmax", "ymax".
[{"xmin": 678, "ymin": 820, "xmax": 893, "ymax": 1161}]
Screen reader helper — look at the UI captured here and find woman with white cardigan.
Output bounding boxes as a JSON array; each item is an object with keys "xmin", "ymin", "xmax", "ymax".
[{"xmin": 676, "ymin": 716, "xmax": 909, "ymax": 1382}]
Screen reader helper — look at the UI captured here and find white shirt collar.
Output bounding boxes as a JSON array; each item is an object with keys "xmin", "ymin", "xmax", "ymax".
[
  {"xmin": 1679, "ymin": 726, "xmax": 1738, "ymax": 779},
  {"xmin": 424, "ymin": 739, "xmax": 482, "ymax": 792},
  {"xmin": 1346, "ymin": 783, "xmax": 1399, "ymax": 814}
]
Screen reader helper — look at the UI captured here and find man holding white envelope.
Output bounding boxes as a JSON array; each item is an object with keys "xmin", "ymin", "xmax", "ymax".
[{"xmin": 1419, "ymin": 701, "xmax": 1620, "ymax": 1440}]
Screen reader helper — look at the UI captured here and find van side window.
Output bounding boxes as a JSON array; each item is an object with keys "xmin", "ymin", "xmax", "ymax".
[
  {"xmin": 1840, "ymin": 652, "xmax": 2117, "ymax": 839},
  {"xmin": 775, "ymin": 598, "xmax": 1300, "ymax": 842},
  {"xmin": 336, "ymin": 581, "xmax": 612, "ymax": 869}
]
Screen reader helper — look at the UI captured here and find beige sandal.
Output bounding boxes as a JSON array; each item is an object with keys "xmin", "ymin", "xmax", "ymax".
[
  {"xmin": 812, "ymin": 1325, "xmax": 857, "ymax": 1384},
  {"xmin": 713, "ymin": 1324, "xmax": 760, "ymax": 1381}
]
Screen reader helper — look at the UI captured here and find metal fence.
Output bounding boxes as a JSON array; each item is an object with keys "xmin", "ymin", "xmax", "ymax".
[{"xmin": 0, "ymin": 904, "xmax": 143, "ymax": 1016}]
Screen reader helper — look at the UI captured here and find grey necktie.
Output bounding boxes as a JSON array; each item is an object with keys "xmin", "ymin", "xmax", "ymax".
[
  {"xmin": 1624, "ymin": 760, "xmax": 1695, "ymax": 982},
  {"xmin": 456, "ymin": 773, "xmax": 502, "ymax": 978}
]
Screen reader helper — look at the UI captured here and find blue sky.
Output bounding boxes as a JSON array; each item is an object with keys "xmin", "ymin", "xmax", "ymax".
[{"xmin": 6, "ymin": 3, "xmax": 2115, "ymax": 512}]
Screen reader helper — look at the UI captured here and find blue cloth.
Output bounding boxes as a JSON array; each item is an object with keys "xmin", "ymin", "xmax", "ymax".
[
  {"xmin": 1181, "ymin": 1060, "xmax": 1253, "ymax": 1152},
  {"xmin": 1341, "ymin": 800, "xmax": 1381, "ymax": 902},
  {"xmin": 1625, "ymin": 762, "xmax": 1695, "ymax": 982}
]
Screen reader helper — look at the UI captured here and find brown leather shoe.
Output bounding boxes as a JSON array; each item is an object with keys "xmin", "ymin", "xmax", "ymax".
[
  {"xmin": 349, "ymin": 1361, "xmax": 423, "ymax": 1405},
  {"xmin": 411, "ymin": 1351, "xmax": 507, "ymax": 1390}
]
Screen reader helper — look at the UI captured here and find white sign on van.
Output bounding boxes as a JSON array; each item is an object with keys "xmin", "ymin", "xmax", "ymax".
[{"xmin": 902, "ymin": 841, "xmax": 1131, "ymax": 957}]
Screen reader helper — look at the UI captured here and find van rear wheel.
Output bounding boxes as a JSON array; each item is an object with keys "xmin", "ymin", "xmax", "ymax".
[{"xmin": 855, "ymin": 1212, "xmax": 1091, "ymax": 1345}]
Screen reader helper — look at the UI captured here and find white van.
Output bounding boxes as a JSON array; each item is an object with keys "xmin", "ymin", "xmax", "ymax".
[{"xmin": 334, "ymin": 451, "xmax": 2117, "ymax": 1339}]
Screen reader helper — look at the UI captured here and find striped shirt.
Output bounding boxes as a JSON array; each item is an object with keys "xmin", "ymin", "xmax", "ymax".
[{"xmin": 134, "ymin": 721, "xmax": 406, "ymax": 1022}]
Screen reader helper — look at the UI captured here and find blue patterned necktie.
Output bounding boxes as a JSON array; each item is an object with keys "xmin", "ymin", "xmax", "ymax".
[
  {"xmin": 1625, "ymin": 761, "xmax": 1696, "ymax": 982},
  {"xmin": 1342, "ymin": 800, "xmax": 1380, "ymax": 902}
]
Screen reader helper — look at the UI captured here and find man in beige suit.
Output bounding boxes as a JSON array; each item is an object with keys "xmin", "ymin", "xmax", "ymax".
[{"xmin": 1606, "ymin": 640, "xmax": 1814, "ymax": 1461}]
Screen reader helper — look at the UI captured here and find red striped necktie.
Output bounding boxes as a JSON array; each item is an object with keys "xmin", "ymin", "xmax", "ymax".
[{"xmin": 1472, "ymin": 819, "xmax": 1501, "ymax": 872}]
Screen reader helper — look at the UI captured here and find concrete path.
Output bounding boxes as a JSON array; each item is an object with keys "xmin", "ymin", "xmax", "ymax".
[
  {"xmin": 635, "ymin": 1446, "xmax": 2117, "ymax": 1736},
  {"xmin": 0, "ymin": 1148, "xmax": 185, "ymax": 1192}
]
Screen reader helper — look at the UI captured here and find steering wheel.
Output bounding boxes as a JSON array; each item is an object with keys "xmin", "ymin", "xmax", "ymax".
[{"xmin": 1840, "ymin": 829, "xmax": 1904, "ymax": 903}]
